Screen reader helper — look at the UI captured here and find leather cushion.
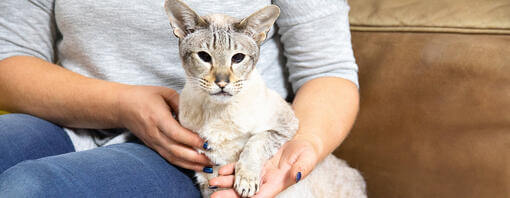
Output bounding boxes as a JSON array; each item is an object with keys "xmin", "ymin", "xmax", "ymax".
[
  {"xmin": 349, "ymin": 0, "xmax": 510, "ymax": 34},
  {"xmin": 334, "ymin": 32, "xmax": 510, "ymax": 197}
]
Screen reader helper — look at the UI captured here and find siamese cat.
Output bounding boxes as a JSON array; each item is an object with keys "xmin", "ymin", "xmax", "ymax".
[{"xmin": 164, "ymin": 0, "xmax": 366, "ymax": 197}]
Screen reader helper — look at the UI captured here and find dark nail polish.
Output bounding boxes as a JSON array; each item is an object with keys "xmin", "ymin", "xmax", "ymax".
[
  {"xmin": 203, "ymin": 166, "xmax": 213, "ymax": 174},
  {"xmin": 208, "ymin": 186, "xmax": 218, "ymax": 189},
  {"xmin": 203, "ymin": 141, "xmax": 210, "ymax": 150},
  {"xmin": 296, "ymin": 172, "xmax": 302, "ymax": 183}
]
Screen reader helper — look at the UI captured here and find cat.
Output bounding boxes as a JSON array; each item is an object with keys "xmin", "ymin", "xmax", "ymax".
[{"xmin": 164, "ymin": 0, "xmax": 366, "ymax": 197}]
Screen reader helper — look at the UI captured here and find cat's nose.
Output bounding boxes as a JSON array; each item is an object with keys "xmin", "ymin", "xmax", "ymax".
[
  {"xmin": 215, "ymin": 73, "xmax": 230, "ymax": 88},
  {"xmin": 216, "ymin": 81, "xmax": 227, "ymax": 88}
]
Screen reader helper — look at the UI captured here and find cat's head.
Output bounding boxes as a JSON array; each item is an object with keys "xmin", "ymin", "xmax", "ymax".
[{"xmin": 164, "ymin": 0, "xmax": 279, "ymax": 103}]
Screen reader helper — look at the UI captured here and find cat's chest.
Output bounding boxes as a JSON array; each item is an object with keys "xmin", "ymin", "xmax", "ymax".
[
  {"xmin": 178, "ymin": 85, "xmax": 274, "ymax": 164},
  {"xmin": 179, "ymin": 101, "xmax": 251, "ymax": 165},
  {"xmin": 179, "ymin": 103, "xmax": 249, "ymax": 138}
]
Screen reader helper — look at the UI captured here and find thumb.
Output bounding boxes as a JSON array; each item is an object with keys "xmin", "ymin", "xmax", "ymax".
[
  {"xmin": 160, "ymin": 88, "xmax": 180, "ymax": 114},
  {"xmin": 287, "ymin": 148, "xmax": 317, "ymax": 184}
]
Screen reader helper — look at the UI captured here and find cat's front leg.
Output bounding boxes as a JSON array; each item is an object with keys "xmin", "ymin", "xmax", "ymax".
[{"xmin": 234, "ymin": 130, "xmax": 291, "ymax": 197}]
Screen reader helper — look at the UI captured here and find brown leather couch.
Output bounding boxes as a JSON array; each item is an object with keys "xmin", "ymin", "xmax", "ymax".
[{"xmin": 333, "ymin": 0, "xmax": 510, "ymax": 197}]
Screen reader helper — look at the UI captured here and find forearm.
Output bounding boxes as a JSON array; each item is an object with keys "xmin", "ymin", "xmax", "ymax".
[
  {"xmin": 292, "ymin": 77, "xmax": 359, "ymax": 159},
  {"xmin": 0, "ymin": 56, "xmax": 128, "ymax": 128}
]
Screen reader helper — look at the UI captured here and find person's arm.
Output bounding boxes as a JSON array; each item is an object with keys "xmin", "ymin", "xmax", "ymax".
[
  {"xmin": 0, "ymin": 0, "xmax": 210, "ymax": 171},
  {"xmin": 292, "ymin": 77, "xmax": 358, "ymax": 161},
  {"xmin": 271, "ymin": 0, "xmax": 360, "ymax": 164},
  {"xmin": 0, "ymin": 56, "xmax": 126, "ymax": 128}
]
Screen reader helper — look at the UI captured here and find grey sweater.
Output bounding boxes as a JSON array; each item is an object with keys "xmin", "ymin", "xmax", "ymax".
[{"xmin": 0, "ymin": 0, "xmax": 358, "ymax": 151}]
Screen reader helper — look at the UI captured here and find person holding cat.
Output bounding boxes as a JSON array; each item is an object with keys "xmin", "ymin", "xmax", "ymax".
[{"xmin": 0, "ymin": 0, "xmax": 360, "ymax": 197}]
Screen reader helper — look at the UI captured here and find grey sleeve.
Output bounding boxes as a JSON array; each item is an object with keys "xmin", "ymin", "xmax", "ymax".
[
  {"xmin": 274, "ymin": 0, "xmax": 359, "ymax": 92},
  {"xmin": 0, "ymin": 0, "xmax": 58, "ymax": 62}
]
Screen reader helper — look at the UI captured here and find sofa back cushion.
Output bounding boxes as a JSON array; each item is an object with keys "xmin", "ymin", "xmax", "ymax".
[
  {"xmin": 333, "ymin": 0, "xmax": 510, "ymax": 197},
  {"xmin": 335, "ymin": 31, "xmax": 510, "ymax": 198},
  {"xmin": 349, "ymin": 0, "xmax": 510, "ymax": 34}
]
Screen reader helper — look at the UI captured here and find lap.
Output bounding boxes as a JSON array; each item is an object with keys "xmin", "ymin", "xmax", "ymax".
[
  {"xmin": 0, "ymin": 142, "xmax": 200, "ymax": 198},
  {"xmin": 0, "ymin": 113, "xmax": 74, "ymax": 173}
]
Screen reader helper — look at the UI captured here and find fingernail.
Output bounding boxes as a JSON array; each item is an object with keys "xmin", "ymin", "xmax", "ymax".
[
  {"xmin": 203, "ymin": 141, "xmax": 210, "ymax": 150},
  {"xmin": 208, "ymin": 186, "xmax": 218, "ymax": 189},
  {"xmin": 296, "ymin": 172, "xmax": 302, "ymax": 183},
  {"xmin": 203, "ymin": 166, "xmax": 213, "ymax": 174}
]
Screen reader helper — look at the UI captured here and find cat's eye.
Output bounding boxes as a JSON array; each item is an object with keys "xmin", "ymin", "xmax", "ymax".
[
  {"xmin": 197, "ymin": 51, "xmax": 212, "ymax": 63},
  {"xmin": 231, "ymin": 53, "xmax": 245, "ymax": 64}
]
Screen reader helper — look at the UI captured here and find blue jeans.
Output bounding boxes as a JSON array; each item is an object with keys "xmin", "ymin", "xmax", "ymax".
[{"xmin": 0, "ymin": 114, "xmax": 200, "ymax": 197}]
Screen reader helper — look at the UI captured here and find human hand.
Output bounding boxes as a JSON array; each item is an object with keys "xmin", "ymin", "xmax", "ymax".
[
  {"xmin": 117, "ymin": 85, "xmax": 212, "ymax": 171},
  {"xmin": 209, "ymin": 138, "xmax": 320, "ymax": 198}
]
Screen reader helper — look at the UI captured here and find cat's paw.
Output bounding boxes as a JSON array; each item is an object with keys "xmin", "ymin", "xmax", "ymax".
[{"xmin": 234, "ymin": 168, "xmax": 260, "ymax": 197}]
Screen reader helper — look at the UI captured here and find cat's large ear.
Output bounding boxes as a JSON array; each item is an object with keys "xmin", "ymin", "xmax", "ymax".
[
  {"xmin": 236, "ymin": 5, "xmax": 280, "ymax": 45},
  {"xmin": 164, "ymin": 0, "xmax": 207, "ymax": 39}
]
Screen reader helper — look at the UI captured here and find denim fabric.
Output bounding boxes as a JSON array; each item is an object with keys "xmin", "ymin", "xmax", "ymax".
[
  {"xmin": 0, "ymin": 114, "xmax": 201, "ymax": 197},
  {"xmin": 0, "ymin": 114, "xmax": 75, "ymax": 173}
]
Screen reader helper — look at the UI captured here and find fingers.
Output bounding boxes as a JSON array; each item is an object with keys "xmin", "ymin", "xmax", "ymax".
[
  {"xmin": 252, "ymin": 143, "xmax": 320, "ymax": 198},
  {"xmin": 147, "ymin": 100, "xmax": 211, "ymax": 168},
  {"xmin": 169, "ymin": 158, "xmax": 206, "ymax": 172},
  {"xmin": 149, "ymin": 130, "xmax": 211, "ymax": 168},
  {"xmin": 253, "ymin": 165, "xmax": 291, "ymax": 198},
  {"xmin": 121, "ymin": 86, "xmax": 210, "ymax": 171},
  {"xmin": 163, "ymin": 140, "xmax": 211, "ymax": 165},
  {"xmin": 211, "ymin": 189, "xmax": 240, "ymax": 198},
  {"xmin": 252, "ymin": 182, "xmax": 282, "ymax": 198},
  {"xmin": 283, "ymin": 148, "xmax": 317, "ymax": 184},
  {"xmin": 158, "ymin": 116, "xmax": 205, "ymax": 149},
  {"xmin": 151, "ymin": 93, "xmax": 206, "ymax": 155},
  {"xmin": 290, "ymin": 154, "xmax": 312, "ymax": 183},
  {"xmin": 153, "ymin": 143, "xmax": 208, "ymax": 171},
  {"xmin": 218, "ymin": 163, "xmax": 235, "ymax": 175},
  {"xmin": 209, "ymin": 175, "xmax": 235, "ymax": 188},
  {"xmin": 209, "ymin": 163, "xmax": 235, "ymax": 188}
]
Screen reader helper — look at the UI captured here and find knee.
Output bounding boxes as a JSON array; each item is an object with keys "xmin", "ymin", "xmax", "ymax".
[
  {"xmin": 0, "ymin": 113, "xmax": 50, "ymax": 129},
  {"xmin": 0, "ymin": 160, "xmax": 66, "ymax": 197},
  {"xmin": 0, "ymin": 113, "xmax": 38, "ymax": 122},
  {"xmin": 0, "ymin": 113, "xmax": 73, "ymax": 153},
  {"xmin": 0, "ymin": 114, "xmax": 57, "ymax": 136}
]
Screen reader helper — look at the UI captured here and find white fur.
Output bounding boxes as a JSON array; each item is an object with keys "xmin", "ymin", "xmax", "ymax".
[{"xmin": 179, "ymin": 70, "xmax": 366, "ymax": 198}]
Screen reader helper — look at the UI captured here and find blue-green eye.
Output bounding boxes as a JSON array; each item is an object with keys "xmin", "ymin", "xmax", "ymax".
[
  {"xmin": 197, "ymin": 51, "xmax": 212, "ymax": 62},
  {"xmin": 232, "ymin": 53, "xmax": 245, "ymax": 63}
]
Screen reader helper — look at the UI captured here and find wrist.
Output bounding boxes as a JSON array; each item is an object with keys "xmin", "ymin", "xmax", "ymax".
[{"xmin": 112, "ymin": 83, "xmax": 136, "ymax": 128}]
